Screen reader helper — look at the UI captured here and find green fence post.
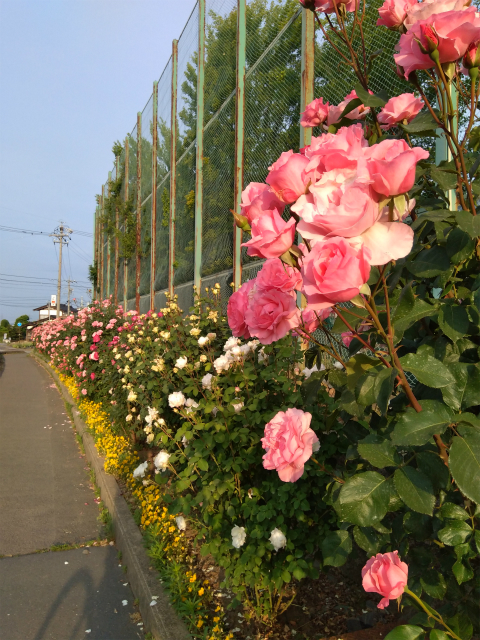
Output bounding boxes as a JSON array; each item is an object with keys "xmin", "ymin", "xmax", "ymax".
[
  {"xmin": 114, "ymin": 156, "xmax": 120, "ymax": 306},
  {"xmin": 169, "ymin": 39, "xmax": 178, "ymax": 297},
  {"xmin": 124, "ymin": 136, "xmax": 129, "ymax": 310},
  {"xmin": 194, "ymin": 0, "xmax": 206, "ymax": 294},
  {"xmin": 300, "ymin": 8, "xmax": 315, "ymax": 149},
  {"xmin": 107, "ymin": 171, "xmax": 111, "ymax": 299},
  {"xmin": 435, "ymin": 87, "xmax": 458, "ymax": 209},
  {"xmin": 100, "ymin": 185, "xmax": 105, "ymax": 300},
  {"xmin": 150, "ymin": 81, "xmax": 158, "ymax": 311},
  {"xmin": 93, "ymin": 205, "xmax": 98, "ymax": 301},
  {"xmin": 233, "ymin": 0, "xmax": 246, "ymax": 291},
  {"xmin": 135, "ymin": 112, "xmax": 142, "ymax": 313}
]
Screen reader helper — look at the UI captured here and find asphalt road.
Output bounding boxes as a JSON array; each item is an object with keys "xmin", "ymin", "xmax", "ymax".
[{"xmin": 0, "ymin": 353, "xmax": 143, "ymax": 639}]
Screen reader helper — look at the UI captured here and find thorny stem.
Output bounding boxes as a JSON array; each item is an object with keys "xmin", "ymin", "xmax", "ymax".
[
  {"xmin": 311, "ymin": 456, "xmax": 344, "ymax": 483},
  {"xmin": 334, "ymin": 307, "xmax": 391, "ymax": 369},
  {"xmin": 404, "ymin": 588, "xmax": 462, "ymax": 640}
]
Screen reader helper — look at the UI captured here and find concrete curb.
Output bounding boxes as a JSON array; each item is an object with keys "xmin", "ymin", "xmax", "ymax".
[{"xmin": 30, "ymin": 351, "xmax": 191, "ymax": 640}]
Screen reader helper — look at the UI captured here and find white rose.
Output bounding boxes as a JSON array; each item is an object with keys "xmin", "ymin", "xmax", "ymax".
[
  {"xmin": 231, "ymin": 526, "xmax": 246, "ymax": 549},
  {"xmin": 224, "ymin": 336, "xmax": 240, "ymax": 351},
  {"xmin": 231, "ymin": 346, "xmax": 242, "ymax": 357},
  {"xmin": 232, "ymin": 401, "xmax": 244, "ymax": 413},
  {"xmin": 198, "ymin": 336, "xmax": 209, "ymax": 347},
  {"xmin": 202, "ymin": 373, "xmax": 213, "ymax": 390},
  {"xmin": 154, "ymin": 450, "xmax": 170, "ymax": 472},
  {"xmin": 133, "ymin": 461, "xmax": 148, "ymax": 479},
  {"xmin": 214, "ymin": 355, "xmax": 231, "ymax": 374},
  {"xmin": 175, "ymin": 515, "xmax": 186, "ymax": 531},
  {"xmin": 126, "ymin": 414, "xmax": 133, "ymax": 422},
  {"xmin": 127, "ymin": 390, "xmax": 137, "ymax": 402},
  {"xmin": 146, "ymin": 433, "xmax": 154, "ymax": 444},
  {"xmin": 125, "ymin": 350, "xmax": 132, "ymax": 358},
  {"xmin": 269, "ymin": 528, "xmax": 287, "ymax": 551},
  {"xmin": 181, "ymin": 435, "xmax": 188, "ymax": 446},
  {"xmin": 257, "ymin": 348, "xmax": 267, "ymax": 364},
  {"xmin": 207, "ymin": 332, "xmax": 216, "ymax": 340},
  {"xmin": 190, "ymin": 327, "xmax": 201, "ymax": 336},
  {"xmin": 185, "ymin": 398, "xmax": 199, "ymax": 414},
  {"xmin": 176, "ymin": 356, "xmax": 188, "ymax": 369},
  {"xmin": 168, "ymin": 391, "xmax": 185, "ymax": 408}
]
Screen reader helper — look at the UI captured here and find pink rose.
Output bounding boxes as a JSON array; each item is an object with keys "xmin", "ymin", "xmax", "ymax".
[
  {"xmin": 377, "ymin": 93, "xmax": 424, "ymax": 130},
  {"xmin": 404, "ymin": 0, "xmax": 469, "ymax": 30},
  {"xmin": 377, "ymin": 0, "xmax": 416, "ymax": 29},
  {"xmin": 90, "ymin": 373, "xmax": 95, "ymax": 380},
  {"xmin": 312, "ymin": 0, "xmax": 359, "ymax": 14},
  {"xmin": 300, "ymin": 97, "xmax": 329, "ymax": 127},
  {"xmin": 245, "ymin": 288, "xmax": 300, "ymax": 345},
  {"xmin": 295, "ymin": 305, "xmax": 332, "ymax": 336},
  {"xmin": 262, "ymin": 408, "xmax": 318, "ymax": 482},
  {"xmin": 327, "ymin": 90, "xmax": 373, "ymax": 127},
  {"xmin": 227, "ymin": 279, "xmax": 256, "ymax": 339},
  {"xmin": 395, "ymin": 7, "xmax": 480, "ymax": 78},
  {"xmin": 365, "ymin": 139, "xmax": 429, "ymax": 197},
  {"xmin": 301, "ymin": 237, "xmax": 371, "ymax": 309},
  {"xmin": 81, "ymin": 389, "xmax": 87, "ymax": 396},
  {"xmin": 304, "ymin": 124, "xmax": 369, "ymax": 183},
  {"xmin": 89, "ymin": 351, "xmax": 99, "ymax": 361},
  {"xmin": 242, "ymin": 209, "xmax": 296, "ymax": 259},
  {"xmin": 266, "ymin": 150, "xmax": 310, "ymax": 204},
  {"xmin": 362, "ymin": 551, "xmax": 408, "ymax": 609},
  {"xmin": 240, "ymin": 182, "xmax": 285, "ymax": 225},
  {"xmin": 346, "ymin": 218, "xmax": 414, "ymax": 265},
  {"xmin": 256, "ymin": 259, "xmax": 302, "ymax": 293},
  {"xmin": 292, "ymin": 168, "xmax": 380, "ymax": 242}
]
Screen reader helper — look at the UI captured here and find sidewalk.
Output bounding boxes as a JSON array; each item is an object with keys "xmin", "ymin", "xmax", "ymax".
[{"xmin": 0, "ymin": 352, "xmax": 143, "ymax": 639}]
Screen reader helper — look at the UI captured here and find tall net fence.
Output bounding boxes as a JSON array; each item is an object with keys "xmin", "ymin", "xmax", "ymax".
[{"xmin": 96, "ymin": 0, "xmax": 418, "ymax": 313}]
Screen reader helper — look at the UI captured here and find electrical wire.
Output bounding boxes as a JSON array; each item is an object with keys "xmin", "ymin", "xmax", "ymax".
[{"xmin": 0, "ymin": 224, "xmax": 93, "ymax": 238}]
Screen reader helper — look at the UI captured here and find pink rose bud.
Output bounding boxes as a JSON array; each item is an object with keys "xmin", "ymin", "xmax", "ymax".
[
  {"xmin": 300, "ymin": 97, "xmax": 330, "ymax": 128},
  {"xmin": 362, "ymin": 551, "xmax": 408, "ymax": 609},
  {"xmin": 90, "ymin": 373, "xmax": 95, "ymax": 380},
  {"xmin": 420, "ymin": 24, "xmax": 439, "ymax": 52},
  {"xmin": 464, "ymin": 40, "xmax": 480, "ymax": 69}
]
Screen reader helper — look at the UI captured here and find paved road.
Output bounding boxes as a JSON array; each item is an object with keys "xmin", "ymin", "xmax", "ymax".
[{"xmin": 0, "ymin": 353, "xmax": 143, "ymax": 639}]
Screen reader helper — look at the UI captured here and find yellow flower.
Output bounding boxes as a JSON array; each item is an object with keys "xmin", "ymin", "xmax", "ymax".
[{"xmin": 197, "ymin": 588, "xmax": 204, "ymax": 596}]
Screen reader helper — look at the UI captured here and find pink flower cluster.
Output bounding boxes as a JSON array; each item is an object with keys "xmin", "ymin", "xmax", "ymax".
[
  {"xmin": 376, "ymin": 0, "xmax": 480, "ymax": 78},
  {"xmin": 261, "ymin": 408, "xmax": 319, "ymax": 482},
  {"xmin": 228, "ymin": 122, "xmax": 428, "ymax": 343}
]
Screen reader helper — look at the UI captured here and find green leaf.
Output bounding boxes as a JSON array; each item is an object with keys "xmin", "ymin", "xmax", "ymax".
[
  {"xmin": 337, "ymin": 471, "xmax": 390, "ymax": 526},
  {"xmin": 339, "ymin": 97, "xmax": 363, "ymax": 119},
  {"xmin": 354, "ymin": 82, "xmax": 386, "ymax": 108},
  {"xmin": 439, "ymin": 502, "xmax": 469, "ymax": 520},
  {"xmin": 420, "ymin": 569, "xmax": 447, "ymax": 599},
  {"xmin": 355, "ymin": 366, "xmax": 397, "ymax": 414},
  {"xmin": 358, "ymin": 434, "xmax": 400, "ymax": 468},
  {"xmin": 449, "ymin": 426, "xmax": 480, "ymax": 504},
  {"xmin": 448, "ymin": 613, "xmax": 473, "ymax": 640},
  {"xmin": 416, "ymin": 451, "xmax": 449, "ymax": 492},
  {"xmin": 282, "ymin": 570, "xmax": 291, "ymax": 583},
  {"xmin": 384, "ymin": 625, "xmax": 425, "ymax": 640},
  {"xmin": 438, "ymin": 304, "xmax": 469, "ymax": 342},
  {"xmin": 456, "ymin": 210, "xmax": 480, "ymax": 238},
  {"xmin": 430, "ymin": 167, "xmax": 458, "ymax": 191},
  {"xmin": 321, "ymin": 530, "xmax": 352, "ymax": 567},
  {"xmin": 442, "ymin": 363, "xmax": 480, "ymax": 411},
  {"xmin": 401, "ymin": 110, "xmax": 439, "ymax": 133},
  {"xmin": 394, "ymin": 467, "xmax": 435, "ymax": 515},
  {"xmin": 353, "ymin": 526, "xmax": 387, "ymax": 556},
  {"xmin": 393, "ymin": 298, "xmax": 437, "ymax": 333},
  {"xmin": 438, "ymin": 521, "xmax": 472, "ymax": 546},
  {"xmin": 391, "ymin": 400, "xmax": 453, "ymax": 446},
  {"xmin": 398, "ymin": 354, "xmax": 454, "ymax": 388},
  {"xmin": 446, "ymin": 228, "xmax": 475, "ymax": 263},
  {"xmin": 345, "ymin": 354, "xmax": 378, "ymax": 391},
  {"xmin": 429, "ymin": 631, "xmax": 450, "ymax": 640},
  {"xmin": 452, "ymin": 559, "xmax": 474, "ymax": 584},
  {"xmin": 406, "ymin": 246, "xmax": 450, "ymax": 278},
  {"xmin": 410, "ymin": 210, "xmax": 454, "ymax": 230}
]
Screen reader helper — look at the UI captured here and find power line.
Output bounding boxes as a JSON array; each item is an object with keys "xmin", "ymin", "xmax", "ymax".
[{"xmin": 0, "ymin": 224, "xmax": 92, "ymax": 238}]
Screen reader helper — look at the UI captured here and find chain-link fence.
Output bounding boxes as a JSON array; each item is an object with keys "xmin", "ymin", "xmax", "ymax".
[{"xmin": 95, "ymin": 0, "xmax": 422, "ymax": 314}]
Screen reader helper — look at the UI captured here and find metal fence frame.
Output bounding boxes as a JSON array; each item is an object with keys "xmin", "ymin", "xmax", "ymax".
[{"xmin": 95, "ymin": 0, "xmax": 444, "ymax": 313}]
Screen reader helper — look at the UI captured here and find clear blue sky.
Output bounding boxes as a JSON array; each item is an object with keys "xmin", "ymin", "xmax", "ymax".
[{"xmin": 0, "ymin": 0, "xmax": 197, "ymax": 323}]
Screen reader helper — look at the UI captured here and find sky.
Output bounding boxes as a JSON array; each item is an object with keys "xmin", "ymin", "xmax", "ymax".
[{"xmin": 0, "ymin": 0, "xmax": 197, "ymax": 323}]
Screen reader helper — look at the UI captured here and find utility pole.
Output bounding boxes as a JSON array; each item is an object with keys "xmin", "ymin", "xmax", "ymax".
[
  {"xmin": 50, "ymin": 224, "xmax": 72, "ymax": 318},
  {"xmin": 66, "ymin": 278, "xmax": 76, "ymax": 315}
]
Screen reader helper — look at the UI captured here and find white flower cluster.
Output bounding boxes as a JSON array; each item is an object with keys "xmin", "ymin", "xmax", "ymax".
[
  {"xmin": 127, "ymin": 390, "xmax": 137, "ymax": 402},
  {"xmin": 212, "ymin": 337, "xmax": 260, "ymax": 375},
  {"xmin": 175, "ymin": 356, "xmax": 188, "ymax": 369},
  {"xmin": 133, "ymin": 461, "xmax": 148, "ymax": 479},
  {"xmin": 185, "ymin": 398, "xmax": 199, "ymax": 414},
  {"xmin": 154, "ymin": 450, "xmax": 170, "ymax": 472},
  {"xmin": 151, "ymin": 357, "xmax": 164, "ymax": 372},
  {"xmin": 230, "ymin": 526, "xmax": 287, "ymax": 551},
  {"xmin": 168, "ymin": 391, "xmax": 185, "ymax": 408}
]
